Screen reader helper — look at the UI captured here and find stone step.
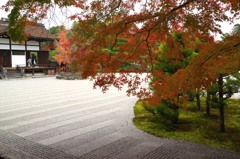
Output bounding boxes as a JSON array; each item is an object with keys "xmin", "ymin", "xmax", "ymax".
[
  {"xmin": 25, "ymin": 73, "xmax": 46, "ymax": 78},
  {"xmin": 0, "ymin": 74, "xmax": 5, "ymax": 79},
  {"xmin": 6, "ymin": 72, "xmax": 23, "ymax": 78}
]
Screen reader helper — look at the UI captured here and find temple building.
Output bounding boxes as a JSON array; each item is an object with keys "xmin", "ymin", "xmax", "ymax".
[
  {"xmin": 0, "ymin": 17, "xmax": 56, "ymax": 67},
  {"xmin": 0, "ymin": 18, "xmax": 57, "ymax": 78}
]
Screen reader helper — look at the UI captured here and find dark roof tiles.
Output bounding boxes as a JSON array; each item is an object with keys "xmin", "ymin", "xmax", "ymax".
[{"xmin": 0, "ymin": 20, "xmax": 56, "ymax": 41}]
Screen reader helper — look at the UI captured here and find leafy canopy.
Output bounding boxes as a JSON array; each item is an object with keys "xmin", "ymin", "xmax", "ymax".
[{"xmin": 4, "ymin": 0, "xmax": 240, "ymax": 105}]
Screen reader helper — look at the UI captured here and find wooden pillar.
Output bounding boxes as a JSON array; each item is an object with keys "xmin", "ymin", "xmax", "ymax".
[{"xmin": 9, "ymin": 38, "xmax": 12, "ymax": 67}]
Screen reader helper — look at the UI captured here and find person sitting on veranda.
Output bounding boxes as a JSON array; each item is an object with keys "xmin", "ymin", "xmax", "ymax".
[
  {"xmin": 32, "ymin": 54, "xmax": 36, "ymax": 66},
  {"xmin": 27, "ymin": 57, "xmax": 32, "ymax": 67}
]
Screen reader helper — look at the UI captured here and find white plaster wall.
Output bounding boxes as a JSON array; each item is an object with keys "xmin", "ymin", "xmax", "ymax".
[
  {"xmin": 12, "ymin": 45, "xmax": 25, "ymax": 50},
  {"xmin": 12, "ymin": 55, "xmax": 26, "ymax": 67},
  {"xmin": 27, "ymin": 46, "xmax": 40, "ymax": 51},
  {"xmin": 0, "ymin": 38, "xmax": 40, "ymax": 51},
  {"xmin": 0, "ymin": 44, "xmax": 10, "ymax": 49}
]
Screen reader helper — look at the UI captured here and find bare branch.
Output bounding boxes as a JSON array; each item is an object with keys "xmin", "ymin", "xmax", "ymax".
[
  {"xmin": 169, "ymin": 0, "xmax": 194, "ymax": 13},
  {"xmin": 100, "ymin": 0, "xmax": 122, "ymax": 20},
  {"xmin": 124, "ymin": 0, "xmax": 197, "ymax": 24},
  {"xmin": 145, "ymin": 30, "xmax": 154, "ymax": 71}
]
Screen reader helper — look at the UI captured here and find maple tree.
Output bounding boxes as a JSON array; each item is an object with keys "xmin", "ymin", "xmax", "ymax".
[
  {"xmin": 54, "ymin": 30, "xmax": 82, "ymax": 72},
  {"xmin": 170, "ymin": 34, "xmax": 240, "ymax": 132},
  {"xmin": 54, "ymin": 30, "xmax": 73, "ymax": 64},
  {"xmin": 4, "ymin": 0, "xmax": 239, "ymax": 78},
  {"xmin": 3, "ymin": 0, "xmax": 240, "ymax": 130}
]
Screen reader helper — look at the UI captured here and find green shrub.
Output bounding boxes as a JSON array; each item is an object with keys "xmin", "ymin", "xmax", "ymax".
[
  {"xmin": 143, "ymin": 100, "xmax": 180, "ymax": 124},
  {"xmin": 154, "ymin": 100, "xmax": 179, "ymax": 124}
]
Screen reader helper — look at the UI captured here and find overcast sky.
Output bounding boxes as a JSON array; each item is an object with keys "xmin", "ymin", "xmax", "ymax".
[
  {"xmin": 0, "ymin": 1, "xmax": 73, "ymax": 28},
  {"xmin": 0, "ymin": 1, "xmax": 239, "ymax": 40}
]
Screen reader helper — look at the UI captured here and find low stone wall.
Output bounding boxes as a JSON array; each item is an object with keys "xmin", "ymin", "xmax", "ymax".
[{"xmin": 56, "ymin": 72, "xmax": 82, "ymax": 80}]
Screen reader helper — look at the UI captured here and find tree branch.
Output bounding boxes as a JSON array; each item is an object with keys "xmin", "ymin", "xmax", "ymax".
[
  {"xmin": 170, "ymin": 0, "xmax": 194, "ymax": 13},
  {"xmin": 100, "ymin": 0, "xmax": 122, "ymax": 20},
  {"xmin": 124, "ymin": 0, "xmax": 197, "ymax": 25}
]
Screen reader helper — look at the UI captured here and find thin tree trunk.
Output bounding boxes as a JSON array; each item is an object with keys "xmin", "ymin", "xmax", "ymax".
[
  {"xmin": 218, "ymin": 74, "xmax": 225, "ymax": 132},
  {"xmin": 196, "ymin": 91, "xmax": 201, "ymax": 110},
  {"xmin": 206, "ymin": 91, "xmax": 211, "ymax": 116}
]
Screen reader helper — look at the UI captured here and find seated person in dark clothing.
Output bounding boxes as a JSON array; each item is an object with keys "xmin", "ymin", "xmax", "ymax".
[{"xmin": 32, "ymin": 54, "xmax": 36, "ymax": 66}]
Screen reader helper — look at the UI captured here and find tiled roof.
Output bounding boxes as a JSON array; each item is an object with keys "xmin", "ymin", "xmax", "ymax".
[
  {"xmin": 0, "ymin": 20, "xmax": 56, "ymax": 41},
  {"xmin": 24, "ymin": 25, "xmax": 56, "ymax": 40}
]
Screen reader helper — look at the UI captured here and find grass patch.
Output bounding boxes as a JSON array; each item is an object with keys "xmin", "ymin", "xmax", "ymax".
[{"xmin": 133, "ymin": 98, "xmax": 240, "ymax": 152}]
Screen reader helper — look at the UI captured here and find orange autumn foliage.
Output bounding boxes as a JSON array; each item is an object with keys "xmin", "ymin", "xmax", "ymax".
[
  {"xmin": 54, "ymin": 31, "xmax": 74, "ymax": 65},
  {"xmin": 150, "ymin": 33, "xmax": 240, "ymax": 106},
  {"xmin": 5, "ymin": 0, "xmax": 240, "ymax": 107}
]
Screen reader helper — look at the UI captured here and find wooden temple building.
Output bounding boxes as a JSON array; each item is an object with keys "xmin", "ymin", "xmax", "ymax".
[{"xmin": 0, "ymin": 18, "xmax": 57, "ymax": 79}]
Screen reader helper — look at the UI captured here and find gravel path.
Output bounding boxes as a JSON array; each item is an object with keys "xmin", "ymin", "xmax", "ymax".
[{"xmin": 0, "ymin": 77, "xmax": 239, "ymax": 159}]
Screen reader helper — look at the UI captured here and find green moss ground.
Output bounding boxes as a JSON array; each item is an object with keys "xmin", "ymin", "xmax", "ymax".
[{"xmin": 133, "ymin": 98, "xmax": 240, "ymax": 152}]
